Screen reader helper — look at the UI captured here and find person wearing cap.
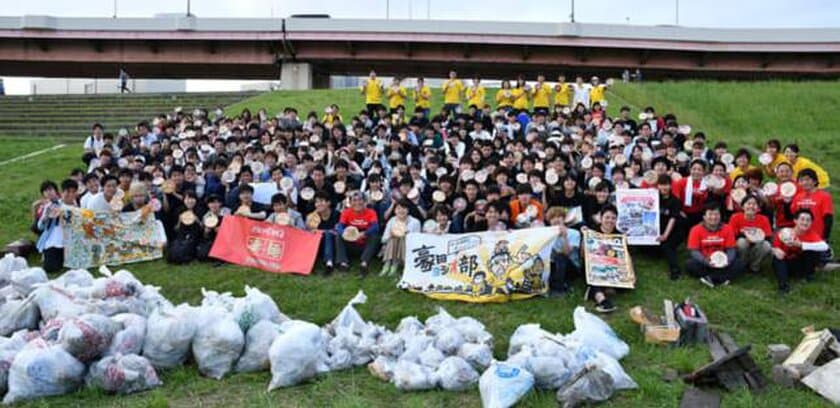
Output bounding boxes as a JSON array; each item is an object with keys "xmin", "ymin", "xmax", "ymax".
[
  {"xmin": 36, "ymin": 179, "xmax": 78, "ymax": 272},
  {"xmin": 442, "ymin": 70, "xmax": 464, "ymax": 116},
  {"xmin": 360, "ymin": 70, "xmax": 384, "ymax": 116},
  {"xmin": 495, "ymin": 80, "xmax": 515, "ymax": 111},
  {"xmin": 335, "ymin": 191, "xmax": 380, "ymax": 275},
  {"xmin": 380, "ymin": 199, "xmax": 421, "ymax": 277},
  {"xmin": 686, "ymin": 202, "xmax": 744, "ymax": 288},
  {"xmin": 545, "ymin": 206, "xmax": 582, "ymax": 296},
  {"xmin": 783, "ymin": 143, "xmax": 830, "ymax": 189},
  {"xmin": 788, "ymin": 169, "xmax": 833, "ymax": 249},
  {"xmin": 772, "ymin": 209, "xmax": 830, "ymax": 294},
  {"xmin": 728, "ymin": 194, "xmax": 773, "ymax": 274},
  {"xmin": 465, "ymin": 76, "xmax": 486, "ymax": 111},
  {"xmin": 412, "ymin": 77, "xmax": 432, "ymax": 118},
  {"xmin": 266, "ymin": 193, "xmax": 304, "ymax": 229}
]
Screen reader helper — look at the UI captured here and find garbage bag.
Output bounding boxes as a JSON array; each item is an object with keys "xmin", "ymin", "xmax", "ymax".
[
  {"xmin": 526, "ymin": 356, "xmax": 574, "ymax": 390},
  {"xmin": 234, "ymin": 320, "xmax": 283, "ymax": 373},
  {"xmin": 0, "ymin": 297, "xmax": 39, "ymax": 336},
  {"xmin": 135, "ymin": 285, "xmax": 172, "ymax": 317},
  {"xmin": 368, "ymin": 356, "xmax": 397, "ymax": 382},
  {"xmin": 57, "ymin": 313, "xmax": 119, "ymax": 363},
  {"xmin": 372, "ymin": 332, "xmax": 404, "ymax": 358},
  {"xmin": 200, "ymin": 288, "xmax": 235, "ymax": 310},
  {"xmin": 86, "ymin": 354, "xmax": 162, "ymax": 395},
  {"xmin": 418, "ymin": 344, "xmax": 445, "ymax": 369},
  {"xmin": 267, "ymin": 321, "xmax": 326, "ymax": 390},
  {"xmin": 395, "ymin": 316, "xmax": 424, "ymax": 335},
  {"xmin": 192, "ymin": 308, "xmax": 245, "ymax": 380},
  {"xmin": 453, "ymin": 316, "xmax": 493, "ymax": 345},
  {"xmin": 478, "ymin": 361, "xmax": 535, "ymax": 408},
  {"xmin": 54, "ymin": 269, "xmax": 94, "ymax": 288},
  {"xmin": 0, "ymin": 254, "xmax": 28, "ymax": 286},
  {"xmin": 142, "ymin": 304, "xmax": 197, "ymax": 369},
  {"xmin": 327, "ymin": 290, "xmax": 368, "ymax": 336},
  {"xmin": 0, "ymin": 334, "xmax": 28, "ymax": 396},
  {"xmin": 233, "ymin": 286, "xmax": 288, "ymax": 332},
  {"xmin": 424, "ymin": 307, "xmax": 456, "ymax": 335},
  {"xmin": 569, "ymin": 307, "xmax": 629, "ymax": 360},
  {"xmin": 2, "ymin": 339, "xmax": 85, "ymax": 404},
  {"xmin": 458, "ymin": 342, "xmax": 493, "ymax": 371},
  {"xmin": 507, "ymin": 324, "xmax": 553, "ymax": 356},
  {"xmin": 392, "ymin": 360, "xmax": 437, "ymax": 391},
  {"xmin": 436, "ymin": 356, "xmax": 479, "ymax": 391},
  {"xmin": 31, "ymin": 285, "xmax": 88, "ymax": 321},
  {"xmin": 435, "ymin": 326, "xmax": 465, "ymax": 355},
  {"xmin": 10, "ymin": 267, "xmax": 47, "ymax": 297},
  {"xmin": 400, "ymin": 334, "xmax": 434, "ymax": 364},
  {"xmin": 555, "ymin": 366, "xmax": 615, "ymax": 407},
  {"xmin": 106, "ymin": 313, "xmax": 147, "ymax": 357}
]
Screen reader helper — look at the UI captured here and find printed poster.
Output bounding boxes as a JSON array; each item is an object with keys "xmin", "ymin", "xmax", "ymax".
[
  {"xmin": 62, "ymin": 207, "xmax": 166, "ymax": 269},
  {"xmin": 616, "ymin": 188, "xmax": 660, "ymax": 245},
  {"xmin": 582, "ymin": 230, "xmax": 636, "ymax": 289}
]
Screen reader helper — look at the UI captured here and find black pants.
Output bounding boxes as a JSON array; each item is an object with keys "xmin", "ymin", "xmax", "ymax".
[
  {"xmin": 366, "ymin": 103, "xmax": 383, "ymax": 116},
  {"xmin": 335, "ymin": 235, "xmax": 379, "ymax": 266},
  {"xmin": 42, "ymin": 247, "xmax": 64, "ymax": 273},
  {"xmin": 644, "ymin": 228, "xmax": 683, "ymax": 273},
  {"xmin": 686, "ymin": 257, "xmax": 744, "ymax": 285},
  {"xmin": 550, "ymin": 252, "xmax": 579, "ymax": 291},
  {"xmin": 773, "ymin": 252, "xmax": 819, "ymax": 290}
]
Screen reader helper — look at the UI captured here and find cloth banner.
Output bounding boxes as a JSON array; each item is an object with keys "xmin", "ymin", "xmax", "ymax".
[
  {"xmin": 62, "ymin": 208, "xmax": 166, "ymax": 269},
  {"xmin": 582, "ymin": 230, "xmax": 636, "ymax": 289},
  {"xmin": 616, "ymin": 188, "xmax": 660, "ymax": 245},
  {"xmin": 209, "ymin": 215, "xmax": 322, "ymax": 275},
  {"xmin": 251, "ymin": 182, "xmax": 279, "ymax": 205},
  {"xmin": 399, "ymin": 227, "xmax": 557, "ymax": 303}
]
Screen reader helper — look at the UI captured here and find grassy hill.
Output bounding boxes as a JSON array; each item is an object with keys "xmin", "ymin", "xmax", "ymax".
[{"xmin": 3, "ymin": 82, "xmax": 840, "ymax": 407}]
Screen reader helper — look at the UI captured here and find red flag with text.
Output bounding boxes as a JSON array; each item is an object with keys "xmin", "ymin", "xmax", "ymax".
[{"xmin": 209, "ymin": 215, "xmax": 323, "ymax": 275}]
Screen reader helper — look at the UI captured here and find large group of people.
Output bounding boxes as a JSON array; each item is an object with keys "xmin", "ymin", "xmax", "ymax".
[{"xmin": 30, "ymin": 70, "xmax": 834, "ymax": 314}]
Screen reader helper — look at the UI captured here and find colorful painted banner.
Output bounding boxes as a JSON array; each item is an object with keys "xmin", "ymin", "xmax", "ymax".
[
  {"xmin": 398, "ymin": 227, "xmax": 557, "ymax": 303},
  {"xmin": 582, "ymin": 230, "xmax": 636, "ymax": 289},
  {"xmin": 209, "ymin": 215, "xmax": 322, "ymax": 275},
  {"xmin": 62, "ymin": 208, "xmax": 166, "ymax": 269},
  {"xmin": 616, "ymin": 188, "xmax": 660, "ymax": 245}
]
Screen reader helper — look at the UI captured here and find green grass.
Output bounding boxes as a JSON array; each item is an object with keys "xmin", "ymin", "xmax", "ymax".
[{"xmin": 4, "ymin": 81, "xmax": 840, "ymax": 407}]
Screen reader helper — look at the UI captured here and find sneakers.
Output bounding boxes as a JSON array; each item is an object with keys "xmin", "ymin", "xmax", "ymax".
[
  {"xmin": 324, "ymin": 261, "xmax": 334, "ymax": 275},
  {"xmin": 379, "ymin": 262, "xmax": 391, "ymax": 277},
  {"xmin": 360, "ymin": 262, "xmax": 369, "ymax": 277},
  {"xmin": 388, "ymin": 263, "xmax": 401, "ymax": 277},
  {"xmin": 699, "ymin": 276, "xmax": 716, "ymax": 288},
  {"xmin": 595, "ymin": 298, "xmax": 617, "ymax": 313},
  {"xmin": 338, "ymin": 262, "xmax": 350, "ymax": 271}
]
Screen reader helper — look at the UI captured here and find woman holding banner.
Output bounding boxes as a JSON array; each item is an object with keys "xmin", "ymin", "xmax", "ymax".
[{"xmin": 582, "ymin": 205, "xmax": 624, "ymax": 313}]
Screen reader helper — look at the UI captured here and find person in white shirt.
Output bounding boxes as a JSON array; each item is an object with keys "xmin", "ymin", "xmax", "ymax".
[
  {"xmin": 380, "ymin": 199, "xmax": 421, "ymax": 276},
  {"xmin": 83, "ymin": 123, "xmax": 105, "ymax": 154},
  {"xmin": 468, "ymin": 121, "xmax": 492, "ymax": 142},
  {"xmin": 36, "ymin": 179, "xmax": 78, "ymax": 272},
  {"xmin": 79, "ymin": 173, "xmax": 101, "ymax": 209},
  {"xmin": 84, "ymin": 174, "xmax": 119, "ymax": 212},
  {"xmin": 571, "ymin": 76, "xmax": 591, "ymax": 107}
]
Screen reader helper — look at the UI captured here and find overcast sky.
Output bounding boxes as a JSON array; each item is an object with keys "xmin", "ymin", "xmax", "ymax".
[{"xmin": 3, "ymin": 0, "xmax": 838, "ymax": 94}]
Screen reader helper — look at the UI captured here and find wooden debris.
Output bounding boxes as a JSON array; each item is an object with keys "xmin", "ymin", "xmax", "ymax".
[
  {"xmin": 767, "ymin": 344, "xmax": 791, "ymax": 365},
  {"xmin": 783, "ymin": 329, "xmax": 835, "ymax": 368},
  {"xmin": 680, "ymin": 386, "xmax": 721, "ymax": 408},
  {"xmin": 630, "ymin": 299, "xmax": 681, "ymax": 344},
  {"xmin": 772, "ymin": 363, "xmax": 815, "ymax": 388},
  {"xmin": 801, "ymin": 358, "xmax": 840, "ymax": 404},
  {"xmin": 683, "ymin": 330, "xmax": 767, "ymax": 392}
]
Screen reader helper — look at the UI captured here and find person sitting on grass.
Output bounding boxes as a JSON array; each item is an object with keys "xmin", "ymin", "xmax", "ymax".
[
  {"xmin": 307, "ymin": 191, "xmax": 340, "ymax": 274},
  {"xmin": 772, "ymin": 209, "xmax": 829, "ymax": 294},
  {"xmin": 167, "ymin": 190, "xmax": 203, "ymax": 264},
  {"xmin": 265, "ymin": 193, "xmax": 304, "ymax": 228},
  {"xmin": 686, "ymin": 202, "xmax": 745, "ymax": 288},
  {"xmin": 380, "ymin": 199, "xmax": 421, "ymax": 277},
  {"xmin": 582, "ymin": 205, "xmax": 623, "ymax": 313},
  {"xmin": 546, "ymin": 206, "xmax": 581, "ymax": 297},
  {"xmin": 335, "ymin": 191, "xmax": 380, "ymax": 276},
  {"xmin": 728, "ymin": 194, "xmax": 773, "ymax": 274},
  {"xmin": 234, "ymin": 184, "xmax": 267, "ymax": 220}
]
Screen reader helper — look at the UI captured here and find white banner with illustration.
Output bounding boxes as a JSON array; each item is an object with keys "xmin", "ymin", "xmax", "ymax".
[
  {"xmin": 398, "ymin": 227, "xmax": 557, "ymax": 303},
  {"xmin": 616, "ymin": 188, "xmax": 660, "ymax": 246}
]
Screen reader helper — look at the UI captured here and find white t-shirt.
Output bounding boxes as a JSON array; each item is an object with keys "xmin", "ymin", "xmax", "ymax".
[
  {"xmin": 84, "ymin": 135, "xmax": 104, "ymax": 153},
  {"xmin": 83, "ymin": 192, "xmax": 113, "ymax": 212},
  {"xmin": 572, "ymin": 84, "xmax": 591, "ymax": 107}
]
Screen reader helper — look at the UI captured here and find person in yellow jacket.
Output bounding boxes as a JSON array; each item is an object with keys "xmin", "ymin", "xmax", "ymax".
[
  {"xmin": 321, "ymin": 104, "xmax": 342, "ymax": 128},
  {"xmin": 360, "ymin": 70, "xmax": 384, "ymax": 115},
  {"xmin": 511, "ymin": 76, "xmax": 530, "ymax": 112},
  {"xmin": 589, "ymin": 76, "xmax": 609, "ymax": 107},
  {"xmin": 784, "ymin": 143, "xmax": 830, "ymax": 188},
  {"xmin": 531, "ymin": 74, "xmax": 552, "ymax": 114},
  {"xmin": 759, "ymin": 139, "xmax": 788, "ymax": 179},
  {"xmin": 442, "ymin": 70, "xmax": 464, "ymax": 116},
  {"xmin": 495, "ymin": 80, "xmax": 514, "ymax": 111},
  {"xmin": 465, "ymin": 76, "xmax": 486, "ymax": 109},
  {"xmin": 554, "ymin": 74, "xmax": 572, "ymax": 109},
  {"xmin": 386, "ymin": 77, "xmax": 407, "ymax": 113},
  {"xmin": 412, "ymin": 77, "xmax": 432, "ymax": 117}
]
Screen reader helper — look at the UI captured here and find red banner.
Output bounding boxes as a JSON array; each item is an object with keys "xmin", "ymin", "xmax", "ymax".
[{"xmin": 209, "ymin": 215, "xmax": 323, "ymax": 275}]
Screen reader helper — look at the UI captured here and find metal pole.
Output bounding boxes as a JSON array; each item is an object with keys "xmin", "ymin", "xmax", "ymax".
[
  {"xmin": 570, "ymin": 0, "xmax": 575, "ymax": 23},
  {"xmin": 113, "ymin": 0, "xmax": 117, "ymax": 18},
  {"xmin": 676, "ymin": 0, "xmax": 679, "ymax": 25},
  {"xmin": 427, "ymin": 0, "xmax": 431, "ymax": 19},
  {"xmin": 386, "ymin": 0, "xmax": 390, "ymax": 19},
  {"xmin": 187, "ymin": 0, "xmax": 191, "ymax": 17}
]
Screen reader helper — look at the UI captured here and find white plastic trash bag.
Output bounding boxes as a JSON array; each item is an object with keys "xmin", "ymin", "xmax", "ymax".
[
  {"xmin": 434, "ymin": 327, "xmax": 465, "ymax": 355},
  {"xmin": 454, "ymin": 316, "xmax": 493, "ymax": 345},
  {"xmin": 527, "ymin": 356, "xmax": 574, "ymax": 390},
  {"xmin": 458, "ymin": 342, "xmax": 493, "ymax": 372},
  {"xmin": 142, "ymin": 304, "xmax": 197, "ymax": 369},
  {"xmin": 267, "ymin": 321, "xmax": 326, "ymax": 390},
  {"xmin": 2, "ymin": 339, "xmax": 85, "ymax": 404},
  {"xmin": 57, "ymin": 314, "xmax": 119, "ymax": 363},
  {"xmin": 368, "ymin": 356, "xmax": 397, "ymax": 382},
  {"xmin": 233, "ymin": 286, "xmax": 288, "ymax": 332},
  {"xmin": 569, "ymin": 307, "xmax": 629, "ymax": 360},
  {"xmin": 86, "ymin": 354, "xmax": 162, "ymax": 395},
  {"xmin": 556, "ymin": 366, "xmax": 616, "ymax": 407},
  {"xmin": 0, "ymin": 297, "xmax": 39, "ymax": 336},
  {"xmin": 479, "ymin": 361, "xmax": 535, "ymax": 408},
  {"xmin": 436, "ymin": 356, "xmax": 480, "ymax": 391},
  {"xmin": 10, "ymin": 267, "xmax": 47, "ymax": 297},
  {"xmin": 31, "ymin": 285, "xmax": 88, "ymax": 321},
  {"xmin": 54, "ymin": 269, "xmax": 94, "ymax": 288},
  {"xmin": 235, "ymin": 320, "xmax": 283, "ymax": 373},
  {"xmin": 326, "ymin": 290, "xmax": 368, "ymax": 335},
  {"xmin": 0, "ymin": 334, "xmax": 28, "ymax": 396},
  {"xmin": 0, "ymin": 254, "xmax": 27, "ymax": 285},
  {"xmin": 418, "ymin": 344, "xmax": 445, "ymax": 369},
  {"xmin": 106, "ymin": 313, "xmax": 147, "ymax": 357},
  {"xmin": 192, "ymin": 307, "xmax": 245, "ymax": 380},
  {"xmin": 424, "ymin": 307, "xmax": 456, "ymax": 335},
  {"xmin": 392, "ymin": 360, "xmax": 437, "ymax": 391}
]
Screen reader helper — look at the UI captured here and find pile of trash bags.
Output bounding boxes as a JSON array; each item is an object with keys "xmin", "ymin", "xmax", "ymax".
[
  {"xmin": 0, "ymin": 253, "xmax": 636, "ymax": 407},
  {"xmin": 480, "ymin": 307, "xmax": 637, "ymax": 408}
]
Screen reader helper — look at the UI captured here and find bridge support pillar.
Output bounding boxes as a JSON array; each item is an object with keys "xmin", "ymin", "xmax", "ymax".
[{"xmin": 280, "ymin": 62, "xmax": 315, "ymax": 90}]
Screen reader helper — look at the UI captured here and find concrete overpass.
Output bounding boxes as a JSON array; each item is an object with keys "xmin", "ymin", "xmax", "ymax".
[{"xmin": 1, "ymin": 15, "xmax": 839, "ymax": 88}]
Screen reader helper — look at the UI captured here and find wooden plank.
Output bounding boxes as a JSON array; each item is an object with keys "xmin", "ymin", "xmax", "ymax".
[{"xmin": 784, "ymin": 330, "xmax": 833, "ymax": 367}]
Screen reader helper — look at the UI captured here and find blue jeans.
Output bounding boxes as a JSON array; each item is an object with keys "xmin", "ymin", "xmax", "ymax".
[
  {"xmin": 550, "ymin": 252, "xmax": 578, "ymax": 291},
  {"xmin": 320, "ymin": 232, "xmax": 336, "ymax": 265}
]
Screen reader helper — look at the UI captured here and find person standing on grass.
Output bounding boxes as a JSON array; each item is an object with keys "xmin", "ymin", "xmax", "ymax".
[
  {"xmin": 686, "ymin": 202, "xmax": 745, "ymax": 288},
  {"xmin": 772, "ymin": 209, "xmax": 829, "ymax": 294},
  {"xmin": 442, "ymin": 70, "xmax": 464, "ymax": 117},
  {"xmin": 335, "ymin": 191, "xmax": 380, "ymax": 276},
  {"xmin": 465, "ymin": 76, "xmax": 486, "ymax": 112},
  {"xmin": 412, "ymin": 77, "xmax": 432, "ymax": 118},
  {"xmin": 360, "ymin": 70, "xmax": 384, "ymax": 116},
  {"xmin": 36, "ymin": 179, "xmax": 78, "ymax": 273},
  {"xmin": 728, "ymin": 194, "xmax": 773, "ymax": 274},
  {"xmin": 386, "ymin": 77, "xmax": 407, "ymax": 117},
  {"xmin": 119, "ymin": 67, "xmax": 130, "ymax": 93},
  {"xmin": 553, "ymin": 74, "xmax": 572, "ymax": 110},
  {"xmin": 531, "ymin": 74, "xmax": 552, "ymax": 116}
]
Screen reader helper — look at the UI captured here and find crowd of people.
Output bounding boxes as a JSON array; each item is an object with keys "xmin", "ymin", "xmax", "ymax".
[{"xmin": 30, "ymin": 70, "xmax": 834, "ymax": 313}]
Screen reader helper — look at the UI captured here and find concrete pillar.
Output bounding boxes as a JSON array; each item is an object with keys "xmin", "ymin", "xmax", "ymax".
[{"xmin": 279, "ymin": 62, "xmax": 313, "ymax": 90}]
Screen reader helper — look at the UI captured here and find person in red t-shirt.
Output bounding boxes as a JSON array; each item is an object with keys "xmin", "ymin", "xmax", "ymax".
[
  {"xmin": 672, "ymin": 159, "xmax": 710, "ymax": 228},
  {"xmin": 788, "ymin": 169, "xmax": 834, "ymax": 241},
  {"xmin": 769, "ymin": 162, "xmax": 797, "ymax": 229},
  {"xmin": 772, "ymin": 209, "xmax": 829, "ymax": 294},
  {"xmin": 728, "ymin": 194, "xmax": 773, "ymax": 273},
  {"xmin": 335, "ymin": 191, "xmax": 380, "ymax": 275},
  {"xmin": 686, "ymin": 202, "xmax": 744, "ymax": 287}
]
